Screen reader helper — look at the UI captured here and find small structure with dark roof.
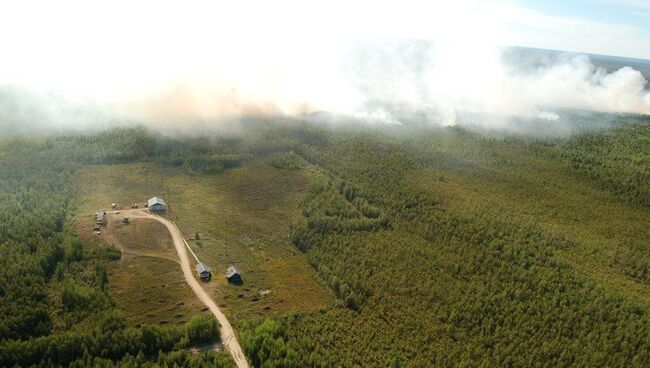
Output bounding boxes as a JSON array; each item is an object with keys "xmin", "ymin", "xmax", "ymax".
[
  {"xmin": 93, "ymin": 210, "xmax": 106, "ymax": 231},
  {"xmin": 196, "ymin": 262, "xmax": 211, "ymax": 281},
  {"xmin": 226, "ymin": 265, "xmax": 242, "ymax": 283},
  {"xmin": 147, "ymin": 197, "xmax": 166, "ymax": 212}
]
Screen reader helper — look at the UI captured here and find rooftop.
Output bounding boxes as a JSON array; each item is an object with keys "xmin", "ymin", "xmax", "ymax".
[
  {"xmin": 226, "ymin": 265, "xmax": 240, "ymax": 278},
  {"xmin": 196, "ymin": 262, "xmax": 210, "ymax": 274},
  {"xmin": 147, "ymin": 196, "xmax": 166, "ymax": 207}
]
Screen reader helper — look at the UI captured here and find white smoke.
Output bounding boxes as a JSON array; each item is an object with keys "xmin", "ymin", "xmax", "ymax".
[
  {"xmin": 0, "ymin": 0, "xmax": 649, "ymax": 133},
  {"xmin": 335, "ymin": 40, "xmax": 650, "ymax": 127},
  {"xmin": 107, "ymin": 40, "xmax": 650, "ymax": 130}
]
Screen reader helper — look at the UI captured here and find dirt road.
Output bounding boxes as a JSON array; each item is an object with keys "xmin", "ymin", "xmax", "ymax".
[{"xmin": 116, "ymin": 209, "xmax": 250, "ymax": 368}]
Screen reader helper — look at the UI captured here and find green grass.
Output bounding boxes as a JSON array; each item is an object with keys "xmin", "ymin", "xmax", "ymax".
[
  {"xmin": 108, "ymin": 218, "xmax": 179, "ymax": 261},
  {"xmin": 107, "ymin": 255, "xmax": 205, "ymax": 327},
  {"xmin": 75, "ymin": 159, "xmax": 333, "ymax": 326}
]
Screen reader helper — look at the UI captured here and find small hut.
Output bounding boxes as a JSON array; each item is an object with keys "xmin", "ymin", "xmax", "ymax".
[
  {"xmin": 147, "ymin": 197, "xmax": 166, "ymax": 212},
  {"xmin": 196, "ymin": 262, "xmax": 211, "ymax": 281},
  {"xmin": 226, "ymin": 265, "xmax": 242, "ymax": 283}
]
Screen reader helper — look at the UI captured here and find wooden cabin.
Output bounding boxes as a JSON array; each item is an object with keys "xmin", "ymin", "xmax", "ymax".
[
  {"xmin": 226, "ymin": 265, "xmax": 242, "ymax": 283},
  {"xmin": 196, "ymin": 262, "xmax": 211, "ymax": 281}
]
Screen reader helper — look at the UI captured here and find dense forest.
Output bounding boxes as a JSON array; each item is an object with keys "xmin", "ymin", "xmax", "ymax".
[
  {"xmin": 1, "ymin": 113, "xmax": 649, "ymax": 367},
  {"xmin": 279, "ymin": 126, "xmax": 650, "ymax": 366},
  {"xmin": 562, "ymin": 124, "xmax": 650, "ymax": 207}
]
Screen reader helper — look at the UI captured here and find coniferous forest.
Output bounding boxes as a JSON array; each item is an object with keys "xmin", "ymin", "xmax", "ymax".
[{"xmin": 1, "ymin": 114, "xmax": 649, "ymax": 367}]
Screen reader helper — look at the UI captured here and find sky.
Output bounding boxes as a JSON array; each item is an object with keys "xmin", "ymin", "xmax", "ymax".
[
  {"xmin": 0, "ymin": 0, "xmax": 649, "ymax": 100},
  {"xmin": 508, "ymin": 0, "xmax": 650, "ymax": 58},
  {"xmin": 0, "ymin": 0, "xmax": 649, "ymax": 128},
  {"xmin": 0, "ymin": 0, "xmax": 650, "ymax": 98}
]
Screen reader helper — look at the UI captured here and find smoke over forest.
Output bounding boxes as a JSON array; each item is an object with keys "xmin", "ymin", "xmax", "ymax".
[
  {"xmin": 1, "ymin": 40, "xmax": 649, "ymax": 137},
  {"xmin": 1, "ymin": 0, "xmax": 649, "ymax": 136}
]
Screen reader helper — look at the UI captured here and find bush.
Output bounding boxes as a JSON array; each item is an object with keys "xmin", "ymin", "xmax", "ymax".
[
  {"xmin": 240, "ymin": 319, "xmax": 299, "ymax": 368},
  {"xmin": 186, "ymin": 314, "xmax": 220, "ymax": 345}
]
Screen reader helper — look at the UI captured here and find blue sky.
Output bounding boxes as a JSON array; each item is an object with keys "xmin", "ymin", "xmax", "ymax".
[
  {"xmin": 521, "ymin": 0, "xmax": 650, "ymax": 27},
  {"xmin": 528, "ymin": 0, "xmax": 650, "ymax": 27},
  {"xmin": 511, "ymin": 0, "xmax": 650, "ymax": 58}
]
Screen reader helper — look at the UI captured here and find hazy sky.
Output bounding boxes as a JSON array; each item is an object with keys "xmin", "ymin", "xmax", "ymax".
[
  {"xmin": 0, "ymin": 0, "xmax": 649, "ymax": 120},
  {"xmin": 510, "ymin": 0, "xmax": 650, "ymax": 57}
]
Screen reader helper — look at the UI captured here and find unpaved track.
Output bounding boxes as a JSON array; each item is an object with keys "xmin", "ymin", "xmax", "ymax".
[{"xmin": 115, "ymin": 209, "xmax": 250, "ymax": 368}]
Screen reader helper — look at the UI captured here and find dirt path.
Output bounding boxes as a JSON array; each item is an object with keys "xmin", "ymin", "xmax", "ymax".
[{"xmin": 112, "ymin": 209, "xmax": 250, "ymax": 368}]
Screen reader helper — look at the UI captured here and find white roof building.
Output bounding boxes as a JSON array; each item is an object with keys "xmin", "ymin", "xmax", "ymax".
[{"xmin": 147, "ymin": 197, "xmax": 166, "ymax": 211}]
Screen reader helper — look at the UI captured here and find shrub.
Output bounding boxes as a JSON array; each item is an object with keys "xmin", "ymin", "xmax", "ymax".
[{"xmin": 186, "ymin": 314, "xmax": 220, "ymax": 345}]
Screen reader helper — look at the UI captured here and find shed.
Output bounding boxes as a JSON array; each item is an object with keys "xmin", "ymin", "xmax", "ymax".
[
  {"xmin": 94, "ymin": 211, "xmax": 105, "ymax": 224},
  {"xmin": 147, "ymin": 197, "xmax": 166, "ymax": 212},
  {"xmin": 196, "ymin": 262, "xmax": 211, "ymax": 281},
  {"xmin": 226, "ymin": 265, "xmax": 242, "ymax": 283}
]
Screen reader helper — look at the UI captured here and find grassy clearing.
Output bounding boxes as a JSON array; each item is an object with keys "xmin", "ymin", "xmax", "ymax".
[
  {"xmin": 75, "ymin": 159, "xmax": 332, "ymax": 325},
  {"xmin": 108, "ymin": 218, "xmax": 178, "ymax": 260},
  {"xmin": 107, "ymin": 255, "xmax": 204, "ymax": 327}
]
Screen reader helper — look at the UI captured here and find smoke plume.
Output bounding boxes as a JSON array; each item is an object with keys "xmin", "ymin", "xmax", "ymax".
[{"xmin": 0, "ymin": 0, "xmax": 649, "ymax": 134}]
